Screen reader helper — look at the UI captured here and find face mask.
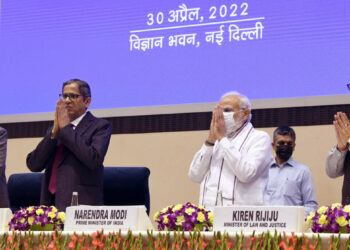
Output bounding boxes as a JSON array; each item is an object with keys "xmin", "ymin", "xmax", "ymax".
[
  {"xmin": 276, "ymin": 145, "xmax": 293, "ymax": 161},
  {"xmin": 223, "ymin": 112, "xmax": 243, "ymax": 136}
]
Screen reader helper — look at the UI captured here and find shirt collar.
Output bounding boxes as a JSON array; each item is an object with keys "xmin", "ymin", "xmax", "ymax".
[
  {"xmin": 271, "ymin": 157, "xmax": 295, "ymax": 168},
  {"xmin": 70, "ymin": 112, "xmax": 87, "ymax": 128}
]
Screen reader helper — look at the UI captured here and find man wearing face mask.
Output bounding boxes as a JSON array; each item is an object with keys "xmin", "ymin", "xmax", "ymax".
[
  {"xmin": 265, "ymin": 126, "xmax": 318, "ymax": 216},
  {"xmin": 188, "ymin": 91, "xmax": 273, "ymax": 210}
]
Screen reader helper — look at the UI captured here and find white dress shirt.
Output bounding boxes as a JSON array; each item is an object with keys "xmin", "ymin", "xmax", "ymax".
[
  {"xmin": 70, "ymin": 112, "xmax": 87, "ymax": 129},
  {"xmin": 188, "ymin": 122, "xmax": 273, "ymax": 211}
]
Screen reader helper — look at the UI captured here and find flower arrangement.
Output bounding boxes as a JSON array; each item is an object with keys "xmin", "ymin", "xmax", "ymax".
[
  {"xmin": 0, "ymin": 230, "xmax": 346, "ymax": 249},
  {"xmin": 8, "ymin": 205, "xmax": 65, "ymax": 231},
  {"xmin": 153, "ymin": 202, "xmax": 213, "ymax": 231},
  {"xmin": 306, "ymin": 203, "xmax": 350, "ymax": 233}
]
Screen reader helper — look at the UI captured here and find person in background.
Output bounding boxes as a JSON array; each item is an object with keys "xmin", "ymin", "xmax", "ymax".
[
  {"xmin": 0, "ymin": 127, "xmax": 9, "ymax": 208},
  {"xmin": 188, "ymin": 91, "xmax": 272, "ymax": 210},
  {"xmin": 326, "ymin": 112, "xmax": 350, "ymax": 205},
  {"xmin": 27, "ymin": 79, "xmax": 112, "ymax": 211},
  {"xmin": 265, "ymin": 126, "xmax": 318, "ymax": 216}
]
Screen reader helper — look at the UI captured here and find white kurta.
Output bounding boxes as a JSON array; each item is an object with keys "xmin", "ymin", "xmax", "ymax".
[{"xmin": 188, "ymin": 122, "xmax": 272, "ymax": 210}]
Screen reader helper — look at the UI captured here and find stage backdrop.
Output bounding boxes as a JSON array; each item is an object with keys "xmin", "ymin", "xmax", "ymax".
[{"xmin": 0, "ymin": 0, "xmax": 349, "ymax": 116}]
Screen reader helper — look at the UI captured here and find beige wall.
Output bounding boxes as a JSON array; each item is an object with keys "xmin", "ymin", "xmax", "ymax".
[{"xmin": 6, "ymin": 125, "xmax": 342, "ymax": 220}]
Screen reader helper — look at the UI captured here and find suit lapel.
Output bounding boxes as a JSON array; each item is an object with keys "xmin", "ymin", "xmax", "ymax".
[
  {"xmin": 75, "ymin": 111, "xmax": 95, "ymax": 135},
  {"xmin": 59, "ymin": 111, "xmax": 95, "ymax": 164}
]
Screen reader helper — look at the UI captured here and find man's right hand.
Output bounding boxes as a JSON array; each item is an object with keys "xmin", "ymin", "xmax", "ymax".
[
  {"xmin": 206, "ymin": 110, "xmax": 216, "ymax": 145},
  {"xmin": 51, "ymin": 102, "xmax": 60, "ymax": 139}
]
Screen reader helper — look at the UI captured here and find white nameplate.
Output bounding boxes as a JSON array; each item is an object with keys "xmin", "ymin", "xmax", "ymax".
[
  {"xmin": 213, "ymin": 206, "xmax": 305, "ymax": 232},
  {"xmin": 0, "ymin": 208, "xmax": 12, "ymax": 231},
  {"xmin": 64, "ymin": 205, "xmax": 153, "ymax": 231}
]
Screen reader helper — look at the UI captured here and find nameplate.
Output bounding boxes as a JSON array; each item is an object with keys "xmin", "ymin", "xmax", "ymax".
[
  {"xmin": 213, "ymin": 206, "xmax": 305, "ymax": 232},
  {"xmin": 0, "ymin": 208, "xmax": 12, "ymax": 231},
  {"xmin": 64, "ymin": 205, "xmax": 153, "ymax": 231}
]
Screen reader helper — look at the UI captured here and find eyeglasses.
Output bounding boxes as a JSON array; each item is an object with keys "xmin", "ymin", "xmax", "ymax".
[{"xmin": 59, "ymin": 93, "xmax": 83, "ymax": 101}]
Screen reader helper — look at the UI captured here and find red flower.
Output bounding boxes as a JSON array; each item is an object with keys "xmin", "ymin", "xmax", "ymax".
[
  {"xmin": 279, "ymin": 240, "xmax": 287, "ymax": 248},
  {"xmin": 68, "ymin": 241, "xmax": 75, "ymax": 249},
  {"xmin": 48, "ymin": 241, "xmax": 56, "ymax": 249},
  {"xmin": 72, "ymin": 234, "xmax": 78, "ymax": 242},
  {"xmin": 6, "ymin": 236, "xmax": 12, "ymax": 243}
]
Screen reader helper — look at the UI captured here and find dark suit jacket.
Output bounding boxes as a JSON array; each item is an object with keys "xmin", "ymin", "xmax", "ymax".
[
  {"xmin": 0, "ymin": 127, "xmax": 9, "ymax": 208},
  {"xmin": 342, "ymin": 151, "xmax": 350, "ymax": 205},
  {"xmin": 26, "ymin": 112, "xmax": 112, "ymax": 211}
]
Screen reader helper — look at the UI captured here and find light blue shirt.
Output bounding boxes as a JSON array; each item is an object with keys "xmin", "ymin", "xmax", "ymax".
[{"xmin": 264, "ymin": 157, "xmax": 318, "ymax": 216}]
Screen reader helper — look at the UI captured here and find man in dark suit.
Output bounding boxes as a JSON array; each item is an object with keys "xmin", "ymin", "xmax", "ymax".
[
  {"xmin": 0, "ymin": 127, "xmax": 9, "ymax": 208},
  {"xmin": 326, "ymin": 112, "xmax": 350, "ymax": 204},
  {"xmin": 27, "ymin": 79, "xmax": 112, "ymax": 211}
]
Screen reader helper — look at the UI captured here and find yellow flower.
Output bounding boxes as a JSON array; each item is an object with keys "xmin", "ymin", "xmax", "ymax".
[
  {"xmin": 208, "ymin": 212, "xmax": 213, "ymax": 224},
  {"xmin": 336, "ymin": 216, "xmax": 348, "ymax": 227},
  {"xmin": 344, "ymin": 205, "xmax": 350, "ymax": 213},
  {"xmin": 57, "ymin": 212, "xmax": 65, "ymax": 223},
  {"xmin": 163, "ymin": 215, "xmax": 169, "ymax": 224},
  {"xmin": 306, "ymin": 212, "xmax": 315, "ymax": 226},
  {"xmin": 153, "ymin": 212, "xmax": 160, "ymax": 221},
  {"xmin": 318, "ymin": 215, "xmax": 329, "ymax": 226},
  {"xmin": 331, "ymin": 203, "xmax": 342, "ymax": 210},
  {"xmin": 161, "ymin": 206, "xmax": 170, "ymax": 213},
  {"xmin": 27, "ymin": 207, "xmax": 34, "ymax": 213},
  {"xmin": 21, "ymin": 218, "xmax": 25, "ymax": 224},
  {"xmin": 48, "ymin": 211, "xmax": 56, "ymax": 219},
  {"xmin": 173, "ymin": 204, "xmax": 183, "ymax": 212},
  {"xmin": 176, "ymin": 215, "xmax": 185, "ymax": 226},
  {"xmin": 197, "ymin": 212, "xmax": 205, "ymax": 223},
  {"xmin": 198, "ymin": 205, "xmax": 205, "ymax": 210},
  {"xmin": 36, "ymin": 209, "xmax": 44, "ymax": 216},
  {"xmin": 185, "ymin": 208, "xmax": 195, "ymax": 215},
  {"xmin": 317, "ymin": 206, "xmax": 328, "ymax": 214},
  {"xmin": 28, "ymin": 217, "xmax": 35, "ymax": 225},
  {"xmin": 50, "ymin": 206, "xmax": 57, "ymax": 213}
]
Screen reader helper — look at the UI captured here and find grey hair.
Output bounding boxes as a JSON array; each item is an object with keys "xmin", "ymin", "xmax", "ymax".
[{"xmin": 221, "ymin": 91, "xmax": 252, "ymax": 122}]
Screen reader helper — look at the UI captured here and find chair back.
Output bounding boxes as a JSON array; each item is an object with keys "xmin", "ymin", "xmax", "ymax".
[
  {"xmin": 8, "ymin": 167, "xmax": 151, "ymax": 215},
  {"xmin": 8, "ymin": 173, "xmax": 43, "ymax": 213},
  {"xmin": 104, "ymin": 167, "xmax": 151, "ymax": 215}
]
